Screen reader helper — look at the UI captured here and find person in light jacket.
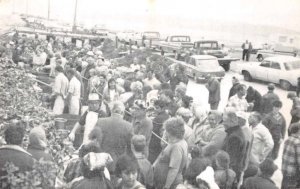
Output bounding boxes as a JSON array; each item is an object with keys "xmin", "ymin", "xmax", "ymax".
[{"xmin": 248, "ymin": 112, "xmax": 274, "ymax": 165}]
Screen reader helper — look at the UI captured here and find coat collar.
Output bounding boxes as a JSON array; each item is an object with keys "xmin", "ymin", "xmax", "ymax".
[{"xmin": 0, "ymin": 144, "xmax": 32, "ymax": 156}]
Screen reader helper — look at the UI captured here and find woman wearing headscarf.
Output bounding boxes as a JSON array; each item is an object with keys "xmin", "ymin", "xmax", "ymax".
[
  {"xmin": 153, "ymin": 117, "xmax": 188, "ymax": 189},
  {"xmin": 27, "ymin": 126, "xmax": 53, "ymax": 162},
  {"xmin": 188, "ymin": 111, "xmax": 226, "ymax": 152}
]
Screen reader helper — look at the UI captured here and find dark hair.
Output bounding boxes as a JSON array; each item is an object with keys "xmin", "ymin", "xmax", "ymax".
[
  {"xmin": 115, "ymin": 154, "xmax": 139, "ymax": 177},
  {"xmin": 108, "ymin": 78, "xmax": 116, "ymax": 85},
  {"xmin": 55, "ymin": 65, "xmax": 64, "ymax": 72},
  {"xmin": 88, "ymin": 127, "xmax": 103, "ymax": 147},
  {"xmin": 66, "ymin": 68, "xmax": 75, "ymax": 76},
  {"xmin": 162, "ymin": 89, "xmax": 174, "ymax": 100},
  {"xmin": 237, "ymin": 84, "xmax": 246, "ymax": 91},
  {"xmin": 78, "ymin": 141, "xmax": 101, "ymax": 158},
  {"xmin": 273, "ymin": 100, "xmax": 282, "ymax": 108},
  {"xmin": 164, "ymin": 117, "xmax": 185, "ymax": 139},
  {"xmin": 259, "ymin": 158, "xmax": 278, "ymax": 177},
  {"xmin": 81, "ymin": 158, "xmax": 104, "ymax": 179},
  {"xmin": 5, "ymin": 123, "xmax": 25, "ymax": 145},
  {"xmin": 184, "ymin": 158, "xmax": 207, "ymax": 186},
  {"xmin": 190, "ymin": 145, "xmax": 203, "ymax": 159},
  {"xmin": 160, "ymin": 83, "xmax": 171, "ymax": 90},
  {"xmin": 154, "ymin": 99, "xmax": 168, "ymax": 109},
  {"xmin": 182, "ymin": 95, "xmax": 193, "ymax": 108}
]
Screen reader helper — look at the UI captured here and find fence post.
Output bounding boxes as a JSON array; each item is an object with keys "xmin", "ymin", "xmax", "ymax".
[
  {"xmin": 129, "ymin": 39, "xmax": 132, "ymax": 54},
  {"xmin": 115, "ymin": 36, "xmax": 118, "ymax": 48},
  {"xmin": 149, "ymin": 39, "xmax": 152, "ymax": 48}
]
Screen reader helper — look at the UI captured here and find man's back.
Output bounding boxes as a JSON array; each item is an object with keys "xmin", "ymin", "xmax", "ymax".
[{"xmin": 97, "ymin": 114, "xmax": 133, "ymax": 160}]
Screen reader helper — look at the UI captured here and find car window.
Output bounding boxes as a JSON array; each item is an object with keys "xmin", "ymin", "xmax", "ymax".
[
  {"xmin": 260, "ymin": 60, "xmax": 271, "ymax": 68},
  {"xmin": 284, "ymin": 60, "xmax": 300, "ymax": 70},
  {"xmin": 270, "ymin": 62, "xmax": 281, "ymax": 70}
]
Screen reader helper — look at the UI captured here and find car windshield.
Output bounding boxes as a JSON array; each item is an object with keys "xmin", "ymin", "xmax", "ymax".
[
  {"xmin": 195, "ymin": 42, "xmax": 219, "ymax": 50},
  {"xmin": 144, "ymin": 32, "xmax": 160, "ymax": 38},
  {"xmin": 171, "ymin": 36, "xmax": 191, "ymax": 42},
  {"xmin": 195, "ymin": 59, "xmax": 219, "ymax": 68},
  {"xmin": 284, "ymin": 60, "xmax": 300, "ymax": 70}
]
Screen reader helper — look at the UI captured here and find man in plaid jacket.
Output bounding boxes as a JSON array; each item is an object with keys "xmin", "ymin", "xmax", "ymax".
[{"xmin": 281, "ymin": 122, "xmax": 300, "ymax": 189}]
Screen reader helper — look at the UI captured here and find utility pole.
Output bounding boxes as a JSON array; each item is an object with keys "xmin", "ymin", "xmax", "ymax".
[
  {"xmin": 48, "ymin": 0, "xmax": 50, "ymax": 20},
  {"xmin": 72, "ymin": 0, "xmax": 78, "ymax": 32}
]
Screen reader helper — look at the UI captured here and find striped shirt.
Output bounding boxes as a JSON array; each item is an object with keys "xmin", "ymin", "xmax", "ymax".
[{"xmin": 282, "ymin": 134, "xmax": 300, "ymax": 176}]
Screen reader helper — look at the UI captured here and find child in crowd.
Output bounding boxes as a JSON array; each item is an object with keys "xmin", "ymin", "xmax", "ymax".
[
  {"xmin": 214, "ymin": 151, "xmax": 236, "ymax": 189},
  {"xmin": 115, "ymin": 154, "xmax": 146, "ymax": 189},
  {"xmin": 131, "ymin": 135, "xmax": 154, "ymax": 188}
]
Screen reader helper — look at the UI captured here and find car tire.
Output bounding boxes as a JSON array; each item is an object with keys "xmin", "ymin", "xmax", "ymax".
[
  {"xmin": 280, "ymin": 80, "xmax": 291, "ymax": 90},
  {"xmin": 243, "ymin": 71, "xmax": 252, "ymax": 81},
  {"xmin": 223, "ymin": 64, "xmax": 230, "ymax": 71},
  {"xmin": 257, "ymin": 54, "xmax": 263, "ymax": 62}
]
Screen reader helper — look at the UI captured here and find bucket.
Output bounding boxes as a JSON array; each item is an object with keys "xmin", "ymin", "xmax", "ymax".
[{"xmin": 54, "ymin": 118, "xmax": 67, "ymax": 130}]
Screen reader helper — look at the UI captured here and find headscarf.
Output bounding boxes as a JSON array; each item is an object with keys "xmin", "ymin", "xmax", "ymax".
[{"xmin": 28, "ymin": 126, "xmax": 47, "ymax": 150}]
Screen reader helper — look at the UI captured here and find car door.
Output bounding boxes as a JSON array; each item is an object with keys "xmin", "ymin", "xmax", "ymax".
[
  {"xmin": 267, "ymin": 61, "xmax": 282, "ymax": 84},
  {"xmin": 255, "ymin": 60, "xmax": 271, "ymax": 81}
]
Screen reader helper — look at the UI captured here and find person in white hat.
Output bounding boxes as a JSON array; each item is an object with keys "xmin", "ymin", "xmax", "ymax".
[{"xmin": 68, "ymin": 93, "xmax": 110, "ymax": 146}]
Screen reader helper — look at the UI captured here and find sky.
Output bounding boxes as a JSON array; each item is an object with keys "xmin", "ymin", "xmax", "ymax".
[{"xmin": 0, "ymin": 0, "xmax": 299, "ymax": 31}]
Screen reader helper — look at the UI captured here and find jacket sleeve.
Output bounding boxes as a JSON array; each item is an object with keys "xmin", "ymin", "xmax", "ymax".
[{"xmin": 261, "ymin": 127, "xmax": 274, "ymax": 160}]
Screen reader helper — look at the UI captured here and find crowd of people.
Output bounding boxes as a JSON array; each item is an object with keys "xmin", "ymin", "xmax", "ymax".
[{"xmin": 0, "ymin": 32, "xmax": 300, "ymax": 189}]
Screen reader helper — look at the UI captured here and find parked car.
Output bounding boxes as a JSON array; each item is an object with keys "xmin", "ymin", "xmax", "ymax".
[
  {"xmin": 171, "ymin": 55, "xmax": 225, "ymax": 83},
  {"xmin": 256, "ymin": 44, "xmax": 298, "ymax": 61},
  {"xmin": 193, "ymin": 40, "xmax": 239, "ymax": 71},
  {"xmin": 241, "ymin": 56, "xmax": 300, "ymax": 90},
  {"xmin": 158, "ymin": 35, "xmax": 194, "ymax": 59},
  {"xmin": 131, "ymin": 31, "xmax": 161, "ymax": 48}
]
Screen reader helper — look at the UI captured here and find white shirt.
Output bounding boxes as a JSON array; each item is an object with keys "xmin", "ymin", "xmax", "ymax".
[
  {"xmin": 53, "ymin": 73, "xmax": 69, "ymax": 99},
  {"xmin": 68, "ymin": 76, "xmax": 81, "ymax": 99},
  {"xmin": 244, "ymin": 43, "xmax": 249, "ymax": 50},
  {"xmin": 227, "ymin": 94, "xmax": 249, "ymax": 112}
]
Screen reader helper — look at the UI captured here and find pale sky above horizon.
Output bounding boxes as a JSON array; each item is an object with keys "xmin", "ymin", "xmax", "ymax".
[{"xmin": 0, "ymin": 0, "xmax": 299, "ymax": 32}]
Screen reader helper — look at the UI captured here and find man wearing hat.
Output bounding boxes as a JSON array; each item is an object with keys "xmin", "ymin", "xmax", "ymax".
[
  {"xmin": 130, "ymin": 100, "xmax": 153, "ymax": 157},
  {"xmin": 52, "ymin": 66, "xmax": 69, "ymax": 115},
  {"xmin": 260, "ymin": 83, "xmax": 280, "ymax": 115},
  {"xmin": 243, "ymin": 158, "xmax": 278, "ymax": 188},
  {"xmin": 282, "ymin": 122, "xmax": 300, "ymax": 189},
  {"xmin": 287, "ymin": 91, "xmax": 300, "ymax": 125}
]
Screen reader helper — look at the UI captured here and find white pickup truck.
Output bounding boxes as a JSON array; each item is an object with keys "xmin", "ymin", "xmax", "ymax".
[
  {"xmin": 131, "ymin": 31, "xmax": 162, "ymax": 48},
  {"xmin": 256, "ymin": 44, "xmax": 298, "ymax": 61},
  {"xmin": 241, "ymin": 56, "xmax": 300, "ymax": 90},
  {"xmin": 158, "ymin": 35, "xmax": 194, "ymax": 59}
]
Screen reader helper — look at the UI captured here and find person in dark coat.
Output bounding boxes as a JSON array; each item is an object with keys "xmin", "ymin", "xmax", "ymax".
[
  {"xmin": 287, "ymin": 92, "xmax": 300, "ymax": 125},
  {"xmin": 297, "ymin": 77, "xmax": 300, "ymax": 97},
  {"xmin": 170, "ymin": 64, "xmax": 189, "ymax": 91},
  {"xmin": 246, "ymin": 86, "xmax": 262, "ymax": 112},
  {"xmin": 228, "ymin": 76, "xmax": 240, "ymax": 99},
  {"xmin": 0, "ymin": 123, "xmax": 34, "ymax": 185},
  {"xmin": 222, "ymin": 108, "xmax": 247, "ymax": 180},
  {"xmin": 27, "ymin": 126, "xmax": 53, "ymax": 161},
  {"xmin": 205, "ymin": 74, "xmax": 221, "ymax": 110},
  {"xmin": 96, "ymin": 101, "xmax": 133, "ymax": 173},
  {"xmin": 148, "ymin": 99, "xmax": 170, "ymax": 164},
  {"xmin": 243, "ymin": 158, "xmax": 278, "ymax": 189},
  {"xmin": 262, "ymin": 100, "xmax": 286, "ymax": 159},
  {"xmin": 260, "ymin": 84, "xmax": 280, "ymax": 115}
]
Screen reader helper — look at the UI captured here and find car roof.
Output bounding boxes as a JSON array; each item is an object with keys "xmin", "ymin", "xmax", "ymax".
[
  {"xmin": 190, "ymin": 55, "xmax": 217, "ymax": 60},
  {"xmin": 265, "ymin": 56, "xmax": 300, "ymax": 62}
]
